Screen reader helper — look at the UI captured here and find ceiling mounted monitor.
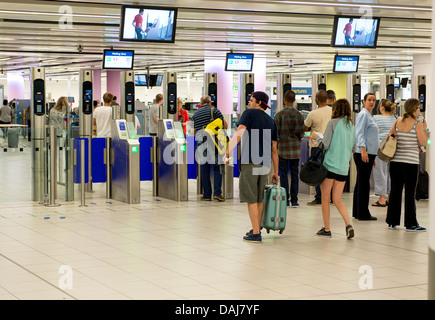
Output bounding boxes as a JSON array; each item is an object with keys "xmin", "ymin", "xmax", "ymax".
[
  {"xmin": 331, "ymin": 15, "xmax": 380, "ymax": 48},
  {"xmin": 333, "ymin": 55, "xmax": 359, "ymax": 73},
  {"xmin": 225, "ymin": 53, "xmax": 254, "ymax": 72},
  {"xmin": 135, "ymin": 74, "xmax": 147, "ymax": 86},
  {"xmin": 102, "ymin": 49, "xmax": 134, "ymax": 70},
  {"xmin": 119, "ymin": 5, "xmax": 177, "ymax": 43}
]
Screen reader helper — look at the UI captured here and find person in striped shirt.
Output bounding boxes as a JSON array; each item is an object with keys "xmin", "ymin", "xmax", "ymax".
[
  {"xmin": 274, "ymin": 90, "xmax": 305, "ymax": 207},
  {"xmin": 386, "ymin": 98, "xmax": 428, "ymax": 231},
  {"xmin": 372, "ymin": 99, "xmax": 397, "ymax": 207}
]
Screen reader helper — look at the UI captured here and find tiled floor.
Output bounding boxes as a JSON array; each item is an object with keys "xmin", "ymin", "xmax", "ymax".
[{"xmin": 0, "ymin": 137, "xmax": 430, "ymax": 300}]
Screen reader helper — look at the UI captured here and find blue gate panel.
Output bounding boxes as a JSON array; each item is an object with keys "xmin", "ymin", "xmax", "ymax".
[
  {"xmin": 92, "ymin": 138, "xmax": 107, "ymax": 183},
  {"xmin": 186, "ymin": 136, "xmax": 197, "ymax": 179},
  {"xmin": 74, "ymin": 138, "xmax": 89, "ymax": 184},
  {"xmin": 139, "ymin": 137, "xmax": 153, "ymax": 181}
]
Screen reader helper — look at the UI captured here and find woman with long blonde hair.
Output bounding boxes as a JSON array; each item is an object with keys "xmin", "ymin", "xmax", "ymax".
[{"xmin": 49, "ymin": 96, "xmax": 68, "ymax": 137}]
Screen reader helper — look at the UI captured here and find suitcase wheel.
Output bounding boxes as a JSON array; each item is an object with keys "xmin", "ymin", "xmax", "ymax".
[
  {"xmin": 266, "ymin": 228, "xmax": 270, "ymax": 234},
  {"xmin": 279, "ymin": 229, "xmax": 284, "ymax": 234}
]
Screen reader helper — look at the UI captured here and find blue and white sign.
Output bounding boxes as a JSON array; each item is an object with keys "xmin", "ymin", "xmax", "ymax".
[
  {"xmin": 103, "ymin": 50, "xmax": 134, "ymax": 69},
  {"xmin": 334, "ymin": 55, "xmax": 359, "ymax": 73}
]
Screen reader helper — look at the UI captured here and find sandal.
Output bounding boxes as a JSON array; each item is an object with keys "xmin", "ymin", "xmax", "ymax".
[{"xmin": 372, "ymin": 201, "xmax": 386, "ymax": 207}]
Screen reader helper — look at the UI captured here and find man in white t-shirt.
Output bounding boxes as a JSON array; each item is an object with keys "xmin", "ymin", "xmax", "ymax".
[
  {"xmin": 304, "ymin": 90, "xmax": 332, "ymax": 206},
  {"xmin": 93, "ymin": 92, "xmax": 114, "ymax": 138}
]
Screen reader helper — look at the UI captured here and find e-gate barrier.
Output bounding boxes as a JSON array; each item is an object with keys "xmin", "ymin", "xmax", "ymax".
[
  {"xmin": 78, "ymin": 70, "xmax": 94, "ymax": 192},
  {"xmin": 31, "ymin": 67, "xmax": 48, "ymax": 203}
]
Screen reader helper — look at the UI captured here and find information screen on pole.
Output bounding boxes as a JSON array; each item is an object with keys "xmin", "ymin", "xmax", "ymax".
[
  {"xmin": 119, "ymin": 5, "xmax": 177, "ymax": 43},
  {"xmin": 333, "ymin": 55, "xmax": 359, "ymax": 73},
  {"xmin": 103, "ymin": 50, "xmax": 134, "ymax": 70},
  {"xmin": 225, "ymin": 53, "xmax": 254, "ymax": 72}
]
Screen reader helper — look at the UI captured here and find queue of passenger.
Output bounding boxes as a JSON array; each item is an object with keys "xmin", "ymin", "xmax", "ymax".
[
  {"xmin": 36, "ymin": 89, "xmax": 427, "ymax": 243},
  {"xmin": 227, "ymin": 89, "xmax": 427, "ymax": 243}
]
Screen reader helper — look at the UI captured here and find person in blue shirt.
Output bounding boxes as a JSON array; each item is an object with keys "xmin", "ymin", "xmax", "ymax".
[
  {"xmin": 224, "ymin": 91, "xmax": 279, "ymax": 243},
  {"xmin": 352, "ymin": 93, "xmax": 379, "ymax": 220}
]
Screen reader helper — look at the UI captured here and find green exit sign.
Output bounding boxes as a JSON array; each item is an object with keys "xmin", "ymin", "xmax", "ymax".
[
  {"xmin": 131, "ymin": 146, "xmax": 138, "ymax": 153},
  {"xmin": 180, "ymin": 145, "xmax": 186, "ymax": 152}
]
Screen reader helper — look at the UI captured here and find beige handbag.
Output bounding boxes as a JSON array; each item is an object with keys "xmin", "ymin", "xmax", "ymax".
[{"xmin": 377, "ymin": 134, "xmax": 397, "ymax": 162}]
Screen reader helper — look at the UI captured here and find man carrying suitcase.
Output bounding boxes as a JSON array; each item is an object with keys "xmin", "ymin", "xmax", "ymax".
[{"xmin": 224, "ymin": 91, "xmax": 279, "ymax": 243}]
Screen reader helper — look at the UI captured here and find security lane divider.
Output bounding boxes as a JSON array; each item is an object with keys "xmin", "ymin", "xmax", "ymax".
[{"xmin": 73, "ymin": 136, "xmax": 239, "ymax": 184}]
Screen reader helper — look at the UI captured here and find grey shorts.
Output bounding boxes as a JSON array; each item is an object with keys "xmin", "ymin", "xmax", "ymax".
[{"xmin": 239, "ymin": 163, "xmax": 270, "ymax": 203}]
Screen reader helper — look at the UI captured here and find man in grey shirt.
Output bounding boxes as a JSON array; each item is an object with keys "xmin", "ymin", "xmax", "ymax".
[
  {"xmin": 0, "ymin": 99, "xmax": 13, "ymax": 138},
  {"xmin": 148, "ymin": 93, "xmax": 163, "ymax": 136}
]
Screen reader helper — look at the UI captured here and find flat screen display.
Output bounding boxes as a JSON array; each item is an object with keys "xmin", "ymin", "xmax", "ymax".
[
  {"xmin": 156, "ymin": 74, "xmax": 163, "ymax": 86},
  {"xmin": 119, "ymin": 122, "xmax": 126, "ymax": 131},
  {"xmin": 166, "ymin": 121, "xmax": 173, "ymax": 130},
  {"xmin": 225, "ymin": 53, "xmax": 254, "ymax": 72},
  {"xmin": 333, "ymin": 55, "xmax": 359, "ymax": 73},
  {"xmin": 103, "ymin": 50, "xmax": 134, "ymax": 69},
  {"xmin": 119, "ymin": 5, "xmax": 177, "ymax": 43},
  {"xmin": 148, "ymin": 74, "xmax": 163, "ymax": 87},
  {"xmin": 331, "ymin": 15, "xmax": 380, "ymax": 48},
  {"xmin": 394, "ymin": 77, "xmax": 400, "ymax": 88},
  {"xmin": 135, "ymin": 74, "xmax": 147, "ymax": 86}
]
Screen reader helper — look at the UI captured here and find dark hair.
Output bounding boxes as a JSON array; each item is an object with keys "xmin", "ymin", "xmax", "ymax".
[
  {"xmin": 315, "ymin": 90, "xmax": 327, "ymax": 104},
  {"xmin": 284, "ymin": 90, "xmax": 296, "ymax": 104},
  {"xmin": 402, "ymin": 98, "xmax": 420, "ymax": 122},
  {"xmin": 3, "ymin": 99, "xmax": 7, "ymax": 106},
  {"xmin": 363, "ymin": 93, "xmax": 376, "ymax": 101},
  {"xmin": 331, "ymin": 99, "xmax": 353, "ymax": 126},
  {"xmin": 326, "ymin": 90, "xmax": 336, "ymax": 101}
]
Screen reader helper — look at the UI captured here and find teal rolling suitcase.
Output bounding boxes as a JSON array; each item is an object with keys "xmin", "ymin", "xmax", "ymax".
[{"xmin": 261, "ymin": 184, "xmax": 287, "ymax": 234}]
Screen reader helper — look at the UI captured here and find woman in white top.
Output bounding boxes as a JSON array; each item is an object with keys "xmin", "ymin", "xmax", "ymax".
[
  {"xmin": 386, "ymin": 98, "xmax": 428, "ymax": 231},
  {"xmin": 372, "ymin": 99, "xmax": 397, "ymax": 207}
]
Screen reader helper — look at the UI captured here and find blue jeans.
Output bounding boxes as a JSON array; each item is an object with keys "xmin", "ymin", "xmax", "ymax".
[
  {"xmin": 279, "ymin": 156, "xmax": 300, "ymax": 205},
  {"xmin": 200, "ymin": 163, "xmax": 222, "ymax": 199}
]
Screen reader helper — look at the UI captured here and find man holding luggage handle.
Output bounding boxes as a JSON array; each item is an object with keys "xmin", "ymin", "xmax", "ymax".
[{"xmin": 224, "ymin": 91, "xmax": 279, "ymax": 243}]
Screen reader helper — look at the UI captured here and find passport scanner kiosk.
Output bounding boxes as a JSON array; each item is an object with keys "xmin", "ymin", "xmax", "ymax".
[
  {"xmin": 276, "ymin": 73, "xmax": 292, "ymax": 114},
  {"xmin": 31, "ymin": 67, "xmax": 48, "ymax": 202},
  {"xmin": 79, "ymin": 70, "xmax": 94, "ymax": 192},
  {"xmin": 381, "ymin": 74, "xmax": 395, "ymax": 103},
  {"xmin": 239, "ymin": 73, "xmax": 254, "ymax": 116},
  {"xmin": 346, "ymin": 74, "xmax": 362, "ymax": 193},
  {"xmin": 418, "ymin": 75, "xmax": 426, "ymax": 114},
  {"xmin": 120, "ymin": 71, "xmax": 136, "ymax": 125},
  {"xmin": 110, "ymin": 119, "xmax": 140, "ymax": 204},
  {"xmin": 155, "ymin": 119, "xmax": 188, "ymax": 201},
  {"xmin": 162, "ymin": 72, "xmax": 177, "ymax": 121}
]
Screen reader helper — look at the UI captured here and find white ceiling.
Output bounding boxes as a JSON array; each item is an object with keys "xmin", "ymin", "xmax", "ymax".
[{"xmin": 0, "ymin": 0, "xmax": 432, "ymax": 80}]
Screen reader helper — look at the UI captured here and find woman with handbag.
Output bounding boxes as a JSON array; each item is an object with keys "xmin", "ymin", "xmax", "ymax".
[
  {"xmin": 386, "ymin": 98, "xmax": 428, "ymax": 231},
  {"xmin": 372, "ymin": 99, "xmax": 397, "ymax": 207},
  {"xmin": 352, "ymin": 93, "xmax": 379, "ymax": 221},
  {"xmin": 310, "ymin": 99, "xmax": 356, "ymax": 239}
]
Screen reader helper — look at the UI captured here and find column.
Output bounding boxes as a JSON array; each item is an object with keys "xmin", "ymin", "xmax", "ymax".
[{"xmin": 428, "ymin": 2, "xmax": 435, "ymax": 299}]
